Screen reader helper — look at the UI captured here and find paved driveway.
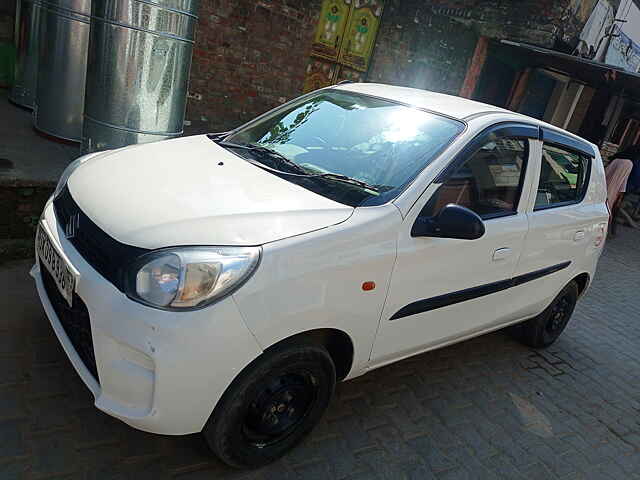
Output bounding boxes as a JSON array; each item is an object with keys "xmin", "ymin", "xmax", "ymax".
[{"xmin": 2, "ymin": 228, "xmax": 640, "ymax": 479}]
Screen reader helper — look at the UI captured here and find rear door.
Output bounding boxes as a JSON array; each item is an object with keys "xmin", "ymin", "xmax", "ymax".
[
  {"xmin": 370, "ymin": 123, "xmax": 538, "ymax": 366},
  {"xmin": 512, "ymin": 128, "xmax": 607, "ymax": 317}
]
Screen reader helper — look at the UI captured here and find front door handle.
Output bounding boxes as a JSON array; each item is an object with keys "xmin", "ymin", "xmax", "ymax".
[
  {"xmin": 574, "ymin": 230, "xmax": 585, "ymax": 241},
  {"xmin": 493, "ymin": 248, "xmax": 512, "ymax": 261}
]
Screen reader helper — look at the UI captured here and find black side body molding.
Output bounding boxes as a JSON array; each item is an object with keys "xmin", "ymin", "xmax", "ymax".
[
  {"xmin": 511, "ymin": 261, "xmax": 571, "ymax": 286},
  {"xmin": 390, "ymin": 261, "xmax": 572, "ymax": 321}
]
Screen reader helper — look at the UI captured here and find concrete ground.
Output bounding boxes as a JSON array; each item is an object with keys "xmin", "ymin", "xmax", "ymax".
[
  {"xmin": 1, "ymin": 228, "xmax": 640, "ymax": 479},
  {"xmin": 0, "ymin": 89, "xmax": 78, "ymax": 184}
]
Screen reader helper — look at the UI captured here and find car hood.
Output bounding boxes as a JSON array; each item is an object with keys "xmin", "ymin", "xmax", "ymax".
[{"xmin": 67, "ymin": 135, "xmax": 354, "ymax": 249}]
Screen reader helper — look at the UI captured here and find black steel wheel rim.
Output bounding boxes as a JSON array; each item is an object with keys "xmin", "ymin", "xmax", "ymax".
[
  {"xmin": 243, "ymin": 371, "xmax": 319, "ymax": 447},
  {"xmin": 546, "ymin": 295, "xmax": 572, "ymax": 334}
]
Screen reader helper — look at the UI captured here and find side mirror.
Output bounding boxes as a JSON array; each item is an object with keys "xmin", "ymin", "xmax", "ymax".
[{"xmin": 411, "ymin": 204, "xmax": 485, "ymax": 240}]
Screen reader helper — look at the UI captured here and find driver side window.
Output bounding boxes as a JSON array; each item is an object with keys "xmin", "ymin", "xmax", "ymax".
[{"xmin": 423, "ymin": 137, "xmax": 528, "ymax": 219}]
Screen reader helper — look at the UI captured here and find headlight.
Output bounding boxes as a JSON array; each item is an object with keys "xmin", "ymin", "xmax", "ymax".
[{"xmin": 125, "ymin": 247, "xmax": 261, "ymax": 310}]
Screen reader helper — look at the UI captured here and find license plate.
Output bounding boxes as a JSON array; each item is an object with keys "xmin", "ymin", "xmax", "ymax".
[{"xmin": 36, "ymin": 225, "xmax": 75, "ymax": 307}]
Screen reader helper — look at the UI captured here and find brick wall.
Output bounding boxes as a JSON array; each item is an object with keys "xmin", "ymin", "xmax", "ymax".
[
  {"xmin": 185, "ymin": 0, "xmax": 323, "ymax": 134},
  {"xmin": 0, "ymin": 181, "xmax": 54, "ymax": 263},
  {"xmin": 368, "ymin": 4, "xmax": 478, "ymax": 96},
  {"xmin": 186, "ymin": 0, "xmax": 600, "ymax": 133},
  {"xmin": 368, "ymin": 0, "xmax": 603, "ymax": 100},
  {"xmin": 418, "ymin": 0, "xmax": 590, "ymax": 48},
  {"xmin": 4, "ymin": 0, "xmax": 603, "ymax": 134}
]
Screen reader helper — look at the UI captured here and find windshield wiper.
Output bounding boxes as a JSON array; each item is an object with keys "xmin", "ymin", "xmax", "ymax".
[
  {"xmin": 312, "ymin": 173, "xmax": 380, "ymax": 192},
  {"xmin": 207, "ymin": 131, "xmax": 232, "ymax": 142},
  {"xmin": 218, "ymin": 141, "xmax": 310, "ymax": 175},
  {"xmin": 218, "ymin": 141, "xmax": 381, "ymax": 193}
]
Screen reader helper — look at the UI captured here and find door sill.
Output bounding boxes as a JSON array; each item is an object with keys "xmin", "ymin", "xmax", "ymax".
[{"xmin": 363, "ymin": 312, "xmax": 542, "ymax": 375}]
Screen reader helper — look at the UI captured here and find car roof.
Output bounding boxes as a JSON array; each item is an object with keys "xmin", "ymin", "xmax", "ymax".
[
  {"xmin": 333, "ymin": 83, "xmax": 511, "ymax": 120},
  {"xmin": 333, "ymin": 82, "xmax": 598, "ymax": 156}
]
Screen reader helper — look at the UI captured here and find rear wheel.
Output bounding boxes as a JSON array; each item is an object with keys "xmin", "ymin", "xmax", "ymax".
[
  {"xmin": 519, "ymin": 281, "xmax": 579, "ymax": 348},
  {"xmin": 203, "ymin": 342, "xmax": 336, "ymax": 468}
]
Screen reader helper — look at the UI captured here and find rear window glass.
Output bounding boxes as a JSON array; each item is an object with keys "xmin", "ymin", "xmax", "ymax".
[{"xmin": 535, "ymin": 144, "xmax": 590, "ymax": 209}]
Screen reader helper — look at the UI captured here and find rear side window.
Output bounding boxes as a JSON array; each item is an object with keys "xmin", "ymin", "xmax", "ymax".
[
  {"xmin": 535, "ymin": 144, "xmax": 590, "ymax": 210},
  {"xmin": 424, "ymin": 138, "xmax": 528, "ymax": 219}
]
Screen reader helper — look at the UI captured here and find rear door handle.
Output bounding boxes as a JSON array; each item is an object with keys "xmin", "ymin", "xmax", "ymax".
[
  {"xmin": 493, "ymin": 248, "xmax": 512, "ymax": 261},
  {"xmin": 574, "ymin": 230, "xmax": 585, "ymax": 241}
]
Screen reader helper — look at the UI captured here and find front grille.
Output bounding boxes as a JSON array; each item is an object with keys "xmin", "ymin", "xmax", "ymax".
[
  {"xmin": 53, "ymin": 186, "xmax": 149, "ymax": 291},
  {"xmin": 41, "ymin": 265, "xmax": 100, "ymax": 383}
]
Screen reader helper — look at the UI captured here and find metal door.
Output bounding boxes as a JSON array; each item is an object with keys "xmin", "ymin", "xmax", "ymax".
[{"xmin": 303, "ymin": 0, "xmax": 384, "ymax": 93}]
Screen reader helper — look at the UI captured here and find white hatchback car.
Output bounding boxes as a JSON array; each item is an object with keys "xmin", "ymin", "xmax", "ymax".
[{"xmin": 33, "ymin": 83, "xmax": 608, "ymax": 467}]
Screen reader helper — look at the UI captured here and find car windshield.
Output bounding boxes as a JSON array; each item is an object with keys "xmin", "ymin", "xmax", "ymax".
[{"xmin": 222, "ymin": 90, "xmax": 465, "ymax": 206}]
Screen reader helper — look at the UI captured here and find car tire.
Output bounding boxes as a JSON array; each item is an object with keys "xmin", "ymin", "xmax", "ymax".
[
  {"xmin": 203, "ymin": 342, "xmax": 336, "ymax": 469},
  {"xmin": 519, "ymin": 280, "xmax": 579, "ymax": 349}
]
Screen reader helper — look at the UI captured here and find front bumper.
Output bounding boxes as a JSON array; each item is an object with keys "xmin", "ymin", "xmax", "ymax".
[{"xmin": 32, "ymin": 202, "xmax": 263, "ymax": 435}]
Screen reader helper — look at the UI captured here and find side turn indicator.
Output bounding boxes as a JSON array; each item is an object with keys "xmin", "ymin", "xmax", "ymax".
[{"xmin": 362, "ymin": 281, "xmax": 376, "ymax": 291}]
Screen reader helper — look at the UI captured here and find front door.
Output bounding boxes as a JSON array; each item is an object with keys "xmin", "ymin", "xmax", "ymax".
[
  {"xmin": 303, "ymin": 0, "xmax": 384, "ymax": 93},
  {"xmin": 371, "ymin": 124, "xmax": 539, "ymax": 366}
]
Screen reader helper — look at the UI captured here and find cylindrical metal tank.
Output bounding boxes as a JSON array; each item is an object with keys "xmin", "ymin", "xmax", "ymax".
[
  {"xmin": 33, "ymin": 0, "xmax": 91, "ymax": 142},
  {"xmin": 81, "ymin": 0, "xmax": 199, "ymax": 153},
  {"xmin": 9, "ymin": 0, "xmax": 42, "ymax": 109}
]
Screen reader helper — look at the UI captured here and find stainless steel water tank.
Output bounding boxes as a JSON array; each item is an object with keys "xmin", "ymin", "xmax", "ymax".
[
  {"xmin": 81, "ymin": 0, "xmax": 199, "ymax": 153},
  {"xmin": 34, "ymin": 0, "xmax": 91, "ymax": 142},
  {"xmin": 9, "ymin": 0, "xmax": 42, "ymax": 109}
]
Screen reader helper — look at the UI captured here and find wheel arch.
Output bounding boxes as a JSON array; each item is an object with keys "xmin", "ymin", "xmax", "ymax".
[
  {"xmin": 572, "ymin": 272, "xmax": 591, "ymax": 297},
  {"xmin": 264, "ymin": 328, "xmax": 355, "ymax": 381}
]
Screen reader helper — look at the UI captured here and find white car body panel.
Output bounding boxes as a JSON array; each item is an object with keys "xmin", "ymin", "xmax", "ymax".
[
  {"xmin": 369, "ymin": 139, "xmax": 539, "ymax": 365},
  {"xmin": 33, "ymin": 83, "xmax": 608, "ymax": 435},
  {"xmin": 67, "ymin": 135, "xmax": 353, "ymax": 248},
  {"xmin": 34, "ymin": 203, "xmax": 263, "ymax": 434},
  {"xmin": 233, "ymin": 204, "xmax": 401, "ymax": 380},
  {"xmin": 335, "ymin": 83, "xmax": 510, "ymax": 119},
  {"xmin": 513, "ymin": 142, "xmax": 609, "ymax": 315}
]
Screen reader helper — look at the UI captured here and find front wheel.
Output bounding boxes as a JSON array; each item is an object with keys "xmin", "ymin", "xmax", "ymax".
[
  {"xmin": 519, "ymin": 280, "xmax": 579, "ymax": 348},
  {"xmin": 203, "ymin": 342, "xmax": 336, "ymax": 468}
]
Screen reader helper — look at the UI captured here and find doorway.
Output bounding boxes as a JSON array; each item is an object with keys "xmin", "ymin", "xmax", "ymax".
[{"xmin": 303, "ymin": 0, "xmax": 385, "ymax": 93}]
